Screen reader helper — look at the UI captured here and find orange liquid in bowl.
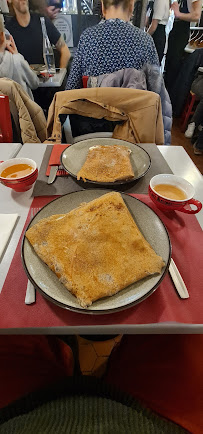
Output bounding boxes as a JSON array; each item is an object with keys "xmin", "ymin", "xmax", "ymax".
[
  {"xmin": 0, "ymin": 164, "xmax": 34, "ymax": 179},
  {"xmin": 153, "ymin": 184, "xmax": 187, "ymax": 200}
]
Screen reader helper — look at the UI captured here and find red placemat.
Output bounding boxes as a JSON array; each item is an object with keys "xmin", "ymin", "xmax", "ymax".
[
  {"xmin": 46, "ymin": 144, "xmax": 70, "ymax": 176},
  {"xmin": 0, "ymin": 194, "xmax": 203, "ymax": 329}
]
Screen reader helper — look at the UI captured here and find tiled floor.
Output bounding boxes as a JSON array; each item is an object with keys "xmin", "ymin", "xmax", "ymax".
[{"xmin": 77, "ymin": 335, "xmax": 122, "ymax": 377}]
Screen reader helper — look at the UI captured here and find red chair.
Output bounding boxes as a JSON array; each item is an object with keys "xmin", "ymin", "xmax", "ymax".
[
  {"xmin": 181, "ymin": 91, "xmax": 199, "ymax": 132},
  {"xmin": 82, "ymin": 76, "xmax": 88, "ymax": 88},
  {"xmin": 0, "ymin": 95, "xmax": 13, "ymax": 143}
]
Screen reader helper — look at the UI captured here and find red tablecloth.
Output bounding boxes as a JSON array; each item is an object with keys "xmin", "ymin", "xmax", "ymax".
[{"xmin": 1, "ymin": 194, "xmax": 203, "ymax": 329}]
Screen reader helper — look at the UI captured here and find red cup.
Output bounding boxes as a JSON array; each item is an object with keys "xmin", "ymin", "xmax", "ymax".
[
  {"xmin": 149, "ymin": 174, "xmax": 202, "ymax": 214},
  {"xmin": 0, "ymin": 158, "xmax": 38, "ymax": 192}
]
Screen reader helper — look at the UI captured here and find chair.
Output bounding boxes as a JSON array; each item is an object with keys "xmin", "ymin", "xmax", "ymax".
[
  {"xmin": 47, "ymin": 87, "xmax": 164, "ymax": 145},
  {"xmin": 0, "ymin": 78, "xmax": 47, "ymax": 144},
  {"xmin": 181, "ymin": 91, "xmax": 199, "ymax": 132},
  {"xmin": 0, "ymin": 95, "xmax": 13, "ymax": 143}
]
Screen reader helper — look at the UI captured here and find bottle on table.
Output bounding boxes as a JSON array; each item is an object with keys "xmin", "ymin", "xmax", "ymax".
[{"xmin": 40, "ymin": 17, "xmax": 56, "ymax": 74}]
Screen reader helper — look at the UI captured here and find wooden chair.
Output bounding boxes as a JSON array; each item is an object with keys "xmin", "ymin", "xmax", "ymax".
[{"xmin": 0, "ymin": 95, "xmax": 13, "ymax": 143}]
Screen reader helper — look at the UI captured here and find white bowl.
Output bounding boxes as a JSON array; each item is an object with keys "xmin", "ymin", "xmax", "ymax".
[{"xmin": 150, "ymin": 174, "xmax": 194, "ymax": 202}]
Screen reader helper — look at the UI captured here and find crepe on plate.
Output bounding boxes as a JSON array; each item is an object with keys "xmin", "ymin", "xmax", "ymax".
[
  {"xmin": 77, "ymin": 145, "xmax": 134, "ymax": 182},
  {"xmin": 25, "ymin": 192, "xmax": 165, "ymax": 308}
]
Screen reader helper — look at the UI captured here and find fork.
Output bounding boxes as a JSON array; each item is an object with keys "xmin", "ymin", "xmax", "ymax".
[
  {"xmin": 25, "ymin": 207, "xmax": 39, "ymax": 305},
  {"xmin": 57, "ymin": 165, "xmax": 68, "ymax": 176}
]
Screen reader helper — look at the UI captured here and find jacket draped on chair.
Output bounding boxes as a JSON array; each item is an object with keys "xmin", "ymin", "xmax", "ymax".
[
  {"xmin": 47, "ymin": 87, "xmax": 164, "ymax": 145},
  {"xmin": 0, "ymin": 78, "xmax": 47, "ymax": 144}
]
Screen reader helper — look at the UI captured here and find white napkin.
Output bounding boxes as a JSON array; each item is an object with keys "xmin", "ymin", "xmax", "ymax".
[{"xmin": 0, "ymin": 214, "xmax": 18, "ymax": 261}]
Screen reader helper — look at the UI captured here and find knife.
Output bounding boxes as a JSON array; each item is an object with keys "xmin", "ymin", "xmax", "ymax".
[
  {"xmin": 169, "ymin": 258, "xmax": 189, "ymax": 299},
  {"xmin": 48, "ymin": 165, "xmax": 58, "ymax": 184}
]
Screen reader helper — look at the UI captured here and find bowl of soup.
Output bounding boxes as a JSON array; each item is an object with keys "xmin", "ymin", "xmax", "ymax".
[
  {"xmin": 0, "ymin": 158, "xmax": 38, "ymax": 192},
  {"xmin": 149, "ymin": 174, "xmax": 202, "ymax": 214}
]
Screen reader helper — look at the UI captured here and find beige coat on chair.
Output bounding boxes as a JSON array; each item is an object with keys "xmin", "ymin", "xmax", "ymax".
[
  {"xmin": 47, "ymin": 87, "xmax": 164, "ymax": 145},
  {"xmin": 0, "ymin": 78, "xmax": 47, "ymax": 144}
]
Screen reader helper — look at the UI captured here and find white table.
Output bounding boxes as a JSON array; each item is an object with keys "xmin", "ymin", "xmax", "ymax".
[
  {"xmin": 158, "ymin": 146, "xmax": 203, "ymax": 229},
  {"xmin": 0, "ymin": 143, "xmax": 22, "ymax": 161},
  {"xmin": 0, "ymin": 144, "xmax": 202, "ymax": 333},
  {"xmin": 38, "ymin": 68, "xmax": 67, "ymax": 88}
]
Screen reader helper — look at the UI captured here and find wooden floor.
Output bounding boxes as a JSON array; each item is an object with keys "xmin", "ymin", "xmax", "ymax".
[{"xmin": 171, "ymin": 118, "xmax": 203, "ymax": 174}]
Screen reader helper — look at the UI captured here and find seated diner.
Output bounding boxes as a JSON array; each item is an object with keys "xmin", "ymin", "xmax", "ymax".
[
  {"xmin": 0, "ymin": 14, "xmax": 39, "ymax": 99},
  {"xmin": 5, "ymin": 0, "xmax": 70, "ymax": 67},
  {"xmin": 66, "ymin": 0, "xmax": 159, "ymax": 89}
]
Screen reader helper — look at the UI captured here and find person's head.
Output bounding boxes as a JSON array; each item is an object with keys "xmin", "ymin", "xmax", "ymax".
[
  {"xmin": 0, "ymin": 14, "xmax": 6, "ymax": 52},
  {"xmin": 8, "ymin": 0, "xmax": 29, "ymax": 16},
  {"xmin": 101, "ymin": 0, "xmax": 135, "ymax": 21}
]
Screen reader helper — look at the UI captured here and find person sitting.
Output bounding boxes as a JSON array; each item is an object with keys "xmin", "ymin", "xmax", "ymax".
[
  {"xmin": 0, "ymin": 14, "xmax": 38, "ymax": 99},
  {"xmin": 66, "ymin": 0, "xmax": 159, "ymax": 90},
  {"xmin": 0, "ymin": 334, "xmax": 202, "ymax": 434},
  {"xmin": 184, "ymin": 73, "xmax": 203, "ymax": 155},
  {"xmin": 5, "ymin": 0, "xmax": 70, "ymax": 68}
]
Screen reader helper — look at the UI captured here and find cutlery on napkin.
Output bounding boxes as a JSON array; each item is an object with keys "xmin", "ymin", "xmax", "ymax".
[
  {"xmin": 0, "ymin": 214, "xmax": 18, "ymax": 261},
  {"xmin": 46, "ymin": 144, "xmax": 70, "ymax": 182}
]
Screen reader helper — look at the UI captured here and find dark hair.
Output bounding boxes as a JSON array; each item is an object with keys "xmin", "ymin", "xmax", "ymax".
[{"xmin": 102, "ymin": 0, "xmax": 133, "ymax": 11}]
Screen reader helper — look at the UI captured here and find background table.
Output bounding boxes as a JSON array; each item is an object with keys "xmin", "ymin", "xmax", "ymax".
[
  {"xmin": 0, "ymin": 143, "xmax": 202, "ymax": 333},
  {"xmin": 38, "ymin": 68, "xmax": 67, "ymax": 88}
]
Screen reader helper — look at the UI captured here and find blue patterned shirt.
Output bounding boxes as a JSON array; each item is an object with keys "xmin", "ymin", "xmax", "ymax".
[{"xmin": 66, "ymin": 19, "xmax": 159, "ymax": 90}]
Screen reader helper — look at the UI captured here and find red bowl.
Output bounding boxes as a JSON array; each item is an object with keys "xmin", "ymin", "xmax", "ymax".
[
  {"xmin": 0, "ymin": 158, "xmax": 38, "ymax": 192},
  {"xmin": 149, "ymin": 174, "xmax": 202, "ymax": 215}
]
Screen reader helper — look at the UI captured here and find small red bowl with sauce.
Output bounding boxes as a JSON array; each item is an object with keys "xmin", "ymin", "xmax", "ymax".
[{"xmin": 0, "ymin": 158, "xmax": 38, "ymax": 192}]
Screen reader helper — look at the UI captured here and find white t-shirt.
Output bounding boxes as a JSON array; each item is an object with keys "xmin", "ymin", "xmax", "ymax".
[
  {"xmin": 170, "ymin": 0, "xmax": 200, "ymax": 13},
  {"xmin": 187, "ymin": 0, "xmax": 200, "ymax": 13},
  {"xmin": 153, "ymin": 0, "xmax": 170, "ymax": 25}
]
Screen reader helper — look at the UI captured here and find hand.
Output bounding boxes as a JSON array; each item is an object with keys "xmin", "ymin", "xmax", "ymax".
[
  {"xmin": 171, "ymin": 2, "xmax": 180, "ymax": 18},
  {"xmin": 46, "ymin": 6, "xmax": 60, "ymax": 20},
  {"xmin": 145, "ymin": 16, "xmax": 149, "ymax": 31},
  {"xmin": 6, "ymin": 35, "xmax": 18, "ymax": 54}
]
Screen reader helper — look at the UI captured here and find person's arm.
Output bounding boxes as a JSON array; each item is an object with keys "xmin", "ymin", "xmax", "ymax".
[
  {"xmin": 18, "ymin": 54, "xmax": 39, "ymax": 89},
  {"xmin": 55, "ymin": 36, "xmax": 71, "ymax": 68},
  {"xmin": 147, "ymin": 0, "xmax": 166, "ymax": 34},
  {"xmin": 171, "ymin": 0, "xmax": 202, "ymax": 22},
  {"xmin": 5, "ymin": 35, "xmax": 17, "ymax": 54},
  {"xmin": 45, "ymin": 17, "xmax": 70, "ymax": 68},
  {"xmin": 6, "ymin": 36, "xmax": 39, "ymax": 89},
  {"xmin": 147, "ymin": 19, "xmax": 159, "ymax": 35},
  {"xmin": 65, "ymin": 38, "xmax": 83, "ymax": 89},
  {"xmin": 144, "ymin": 33, "xmax": 160, "ymax": 67}
]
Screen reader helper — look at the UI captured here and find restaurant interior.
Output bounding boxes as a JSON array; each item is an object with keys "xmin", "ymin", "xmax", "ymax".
[{"xmin": 0, "ymin": 0, "xmax": 203, "ymax": 433}]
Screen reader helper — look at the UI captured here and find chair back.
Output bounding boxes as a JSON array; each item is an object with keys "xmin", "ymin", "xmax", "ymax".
[
  {"xmin": 0, "ymin": 95, "xmax": 13, "ymax": 143},
  {"xmin": 82, "ymin": 76, "xmax": 88, "ymax": 88}
]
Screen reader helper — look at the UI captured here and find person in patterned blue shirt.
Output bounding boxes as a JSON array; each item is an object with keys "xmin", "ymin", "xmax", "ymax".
[{"xmin": 66, "ymin": 0, "xmax": 159, "ymax": 90}]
